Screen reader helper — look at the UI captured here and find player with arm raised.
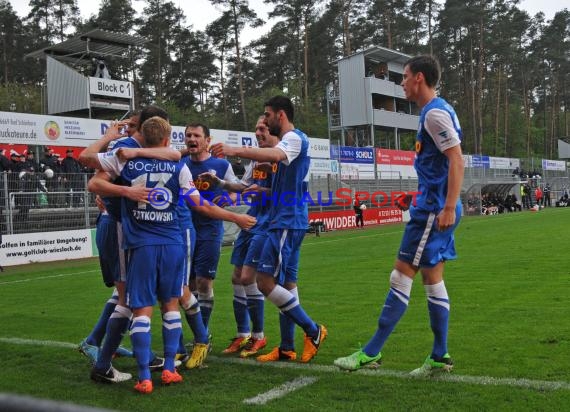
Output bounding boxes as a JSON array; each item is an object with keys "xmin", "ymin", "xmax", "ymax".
[
  {"xmin": 203, "ymin": 117, "xmax": 278, "ymax": 358},
  {"xmin": 211, "ymin": 96, "xmax": 327, "ymax": 363},
  {"xmin": 88, "ymin": 117, "xmax": 254, "ymax": 393}
]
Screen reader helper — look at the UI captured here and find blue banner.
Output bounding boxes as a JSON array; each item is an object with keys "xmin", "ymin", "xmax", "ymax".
[
  {"xmin": 471, "ymin": 155, "xmax": 490, "ymax": 168},
  {"xmin": 330, "ymin": 146, "xmax": 374, "ymax": 164}
]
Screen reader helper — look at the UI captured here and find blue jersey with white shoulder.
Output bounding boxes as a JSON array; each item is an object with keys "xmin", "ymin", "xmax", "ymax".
[
  {"xmin": 241, "ymin": 161, "xmax": 274, "ymax": 234},
  {"xmin": 268, "ymin": 129, "xmax": 310, "ymax": 230},
  {"xmin": 177, "ymin": 155, "xmax": 194, "ymax": 231},
  {"xmin": 186, "ymin": 155, "xmax": 237, "ymax": 241},
  {"xmin": 415, "ymin": 97, "xmax": 462, "ymax": 212},
  {"xmin": 98, "ymin": 152, "xmax": 196, "ymax": 249},
  {"xmin": 102, "ymin": 136, "xmax": 142, "ymax": 221}
]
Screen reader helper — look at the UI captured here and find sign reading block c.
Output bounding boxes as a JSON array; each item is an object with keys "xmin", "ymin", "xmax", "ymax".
[{"xmin": 89, "ymin": 77, "xmax": 133, "ymax": 99}]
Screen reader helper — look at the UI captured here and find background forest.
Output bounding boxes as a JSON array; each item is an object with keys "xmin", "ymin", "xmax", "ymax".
[{"xmin": 0, "ymin": 0, "xmax": 568, "ymax": 159}]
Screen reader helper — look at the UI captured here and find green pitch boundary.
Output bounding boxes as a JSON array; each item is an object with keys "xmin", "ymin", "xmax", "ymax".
[{"xmin": 2, "ymin": 337, "xmax": 569, "ymax": 392}]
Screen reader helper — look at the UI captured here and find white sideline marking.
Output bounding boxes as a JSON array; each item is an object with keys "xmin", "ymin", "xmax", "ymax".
[
  {"xmin": 0, "ymin": 270, "xmax": 99, "ymax": 286},
  {"xmin": 242, "ymin": 376, "xmax": 318, "ymax": 405},
  {"xmin": 212, "ymin": 356, "xmax": 570, "ymax": 392},
  {"xmin": 2, "ymin": 337, "xmax": 570, "ymax": 392},
  {"xmin": 0, "ymin": 337, "xmax": 76, "ymax": 349}
]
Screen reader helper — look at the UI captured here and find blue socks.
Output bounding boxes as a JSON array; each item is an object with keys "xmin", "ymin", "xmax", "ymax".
[
  {"xmin": 245, "ymin": 282, "xmax": 265, "ymax": 337},
  {"xmin": 267, "ymin": 285, "xmax": 318, "ymax": 338},
  {"xmin": 198, "ymin": 290, "xmax": 214, "ymax": 332},
  {"xmin": 162, "ymin": 311, "xmax": 182, "ymax": 372},
  {"xmin": 95, "ymin": 304, "xmax": 131, "ymax": 372},
  {"xmin": 86, "ymin": 289, "xmax": 118, "ymax": 346},
  {"xmin": 364, "ymin": 270, "xmax": 412, "ymax": 357},
  {"xmin": 183, "ymin": 293, "xmax": 209, "ymax": 345},
  {"xmin": 130, "ymin": 315, "xmax": 151, "ymax": 381},
  {"xmin": 425, "ymin": 281, "xmax": 450, "ymax": 358},
  {"xmin": 232, "ymin": 284, "xmax": 250, "ymax": 335}
]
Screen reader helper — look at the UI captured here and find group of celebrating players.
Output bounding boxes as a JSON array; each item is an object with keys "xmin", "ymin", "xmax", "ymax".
[
  {"xmin": 75, "ymin": 55, "xmax": 465, "ymax": 396},
  {"xmin": 77, "ymin": 96, "xmax": 327, "ymax": 394}
]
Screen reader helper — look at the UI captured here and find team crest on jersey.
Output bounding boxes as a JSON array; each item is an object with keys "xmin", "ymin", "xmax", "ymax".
[
  {"xmin": 252, "ymin": 162, "xmax": 277, "ymax": 180},
  {"xmin": 194, "ymin": 177, "xmax": 211, "ymax": 191},
  {"xmin": 415, "ymin": 141, "xmax": 422, "ymax": 153}
]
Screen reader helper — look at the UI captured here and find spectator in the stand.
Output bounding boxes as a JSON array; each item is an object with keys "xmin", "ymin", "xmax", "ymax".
[
  {"xmin": 0, "ymin": 149, "xmax": 10, "ymax": 172},
  {"xmin": 511, "ymin": 166, "xmax": 520, "ymax": 177},
  {"xmin": 0, "ymin": 150, "xmax": 10, "ymax": 210},
  {"xmin": 16, "ymin": 164, "xmax": 37, "ymax": 225},
  {"xmin": 542, "ymin": 184, "xmax": 551, "ymax": 207},
  {"xmin": 23, "ymin": 150, "xmax": 40, "ymax": 173},
  {"xmin": 61, "ymin": 149, "xmax": 84, "ymax": 207},
  {"xmin": 42, "ymin": 148, "xmax": 58, "ymax": 172},
  {"xmin": 41, "ymin": 148, "xmax": 59, "ymax": 205},
  {"xmin": 232, "ymin": 158, "xmax": 246, "ymax": 179},
  {"xmin": 534, "ymin": 186, "xmax": 543, "ymax": 207}
]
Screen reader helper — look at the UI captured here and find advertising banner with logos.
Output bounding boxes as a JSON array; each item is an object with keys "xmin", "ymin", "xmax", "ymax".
[
  {"xmin": 308, "ymin": 207, "xmax": 403, "ymax": 230},
  {"xmin": 0, "ymin": 111, "xmax": 260, "ymax": 150},
  {"xmin": 169, "ymin": 127, "xmax": 259, "ymax": 150},
  {"xmin": 0, "ymin": 229, "xmax": 95, "ymax": 266},
  {"xmin": 376, "ymin": 148, "xmax": 415, "ymax": 166},
  {"xmin": 330, "ymin": 146, "xmax": 375, "ymax": 164},
  {"xmin": 471, "ymin": 155, "xmax": 490, "ymax": 168},
  {"xmin": 376, "ymin": 148, "xmax": 417, "ymax": 179},
  {"xmin": 542, "ymin": 159, "xmax": 566, "ymax": 171},
  {"xmin": 489, "ymin": 156, "xmax": 519, "ymax": 170},
  {"xmin": 309, "ymin": 158, "xmax": 339, "ymax": 176},
  {"xmin": 309, "ymin": 137, "xmax": 331, "ymax": 159}
]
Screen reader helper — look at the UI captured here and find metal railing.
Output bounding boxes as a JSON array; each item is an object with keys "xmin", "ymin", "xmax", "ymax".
[{"xmin": 1, "ymin": 167, "xmax": 568, "ymax": 235}]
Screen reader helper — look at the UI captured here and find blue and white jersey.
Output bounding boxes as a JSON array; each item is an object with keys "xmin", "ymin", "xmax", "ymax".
[
  {"xmin": 186, "ymin": 155, "xmax": 237, "ymax": 241},
  {"xmin": 415, "ymin": 97, "xmax": 462, "ymax": 212},
  {"xmin": 98, "ymin": 151, "xmax": 196, "ymax": 249},
  {"xmin": 241, "ymin": 161, "xmax": 274, "ymax": 234},
  {"xmin": 102, "ymin": 136, "xmax": 142, "ymax": 221},
  {"xmin": 177, "ymin": 155, "xmax": 194, "ymax": 231},
  {"xmin": 268, "ymin": 129, "xmax": 310, "ymax": 230}
]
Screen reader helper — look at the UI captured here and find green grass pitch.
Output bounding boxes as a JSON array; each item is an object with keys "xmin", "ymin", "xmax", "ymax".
[{"xmin": 1, "ymin": 208, "xmax": 569, "ymax": 411}]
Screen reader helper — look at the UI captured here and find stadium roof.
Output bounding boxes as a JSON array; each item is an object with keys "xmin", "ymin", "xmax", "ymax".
[
  {"xmin": 25, "ymin": 29, "xmax": 147, "ymax": 65},
  {"xmin": 337, "ymin": 46, "xmax": 411, "ymax": 64}
]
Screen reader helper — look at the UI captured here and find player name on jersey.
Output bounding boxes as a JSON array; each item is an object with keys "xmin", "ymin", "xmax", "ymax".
[{"xmin": 131, "ymin": 210, "xmax": 174, "ymax": 222}]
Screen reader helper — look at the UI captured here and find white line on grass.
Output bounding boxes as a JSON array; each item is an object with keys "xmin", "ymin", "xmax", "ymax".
[
  {"xmin": 2, "ymin": 337, "xmax": 570, "ymax": 392},
  {"xmin": 0, "ymin": 337, "xmax": 77, "ymax": 349},
  {"xmin": 0, "ymin": 270, "xmax": 99, "ymax": 286},
  {"xmin": 212, "ymin": 356, "xmax": 570, "ymax": 392},
  {"xmin": 242, "ymin": 376, "xmax": 318, "ymax": 405}
]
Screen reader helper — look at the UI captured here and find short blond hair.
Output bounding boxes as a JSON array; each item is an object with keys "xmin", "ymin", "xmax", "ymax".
[{"xmin": 141, "ymin": 116, "xmax": 172, "ymax": 147}]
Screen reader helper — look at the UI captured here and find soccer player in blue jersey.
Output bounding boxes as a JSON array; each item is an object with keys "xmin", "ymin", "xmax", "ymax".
[
  {"xmin": 334, "ymin": 55, "xmax": 464, "ymax": 375},
  {"xmin": 211, "ymin": 96, "xmax": 327, "ymax": 363},
  {"xmin": 184, "ymin": 123, "xmax": 239, "ymax": 335},
  {"xmin": 205, "ymin": 117, "xmax": 278, "ymax": 358},
  {"xmin": 78, "ymin": 112, "xmax": 140, "ymax": 367},
  {"xmin": 79, "ymin": 107, "xmax": 178, "ymax": 383},
  {"xmin": 85, "ymin": 117, "xmax": 255, "ymax": 393},
  {"xmin": 174, "ymin": 154, "xmax": 210, "ymax": 370}
]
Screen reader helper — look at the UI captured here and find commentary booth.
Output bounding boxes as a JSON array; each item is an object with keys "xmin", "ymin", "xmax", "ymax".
[{"xmin": 26, "ymin": 29, "xmax": 147, "ymax": 119}]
